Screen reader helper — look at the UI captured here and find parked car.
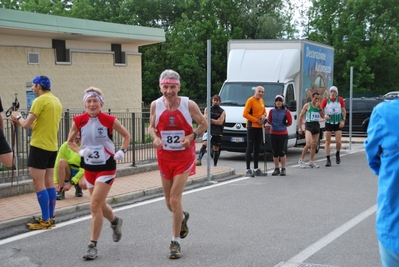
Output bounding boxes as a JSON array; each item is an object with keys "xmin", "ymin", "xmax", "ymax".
[
  {"xmin": 342, "ymin": 97, "xmax": 384, "ymax": 133},
  {"xmin": 382, "ymin": 91, "xmax": 399, "ymax": 98}
]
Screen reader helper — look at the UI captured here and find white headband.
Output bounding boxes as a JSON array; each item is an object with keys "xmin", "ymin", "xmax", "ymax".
[
  {"xmin": 275, "ymin": 95, "xmax": 285, "ymax": 102},
  {"xmin": 83, "ymin": 91, "xmax": 104, "ymax": 105}
]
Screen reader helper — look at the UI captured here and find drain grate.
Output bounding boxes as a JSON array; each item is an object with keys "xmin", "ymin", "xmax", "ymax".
[
  {"xmin": 297, "ymin": 264, "xmax": 341, "ymax": 267},
  {"xmin": 273, "ymin": 262, "xmax": 341, "ymax": 267}
]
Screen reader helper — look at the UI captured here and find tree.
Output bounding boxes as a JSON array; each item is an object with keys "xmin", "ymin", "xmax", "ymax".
[
  {"xmin": 139, "ymin": 0, "xmax": 295, "ymax": 104},
  {"xmin": 20, "ymin": 0, "xmax": 71, "ymax": 15},
  {"xmin": 308, "ymin": 0, "xmax": 399, "ymax": 95}
]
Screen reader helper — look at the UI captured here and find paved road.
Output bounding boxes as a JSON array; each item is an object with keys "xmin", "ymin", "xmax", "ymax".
[
  {"xmin": 212, "ymin": 138, "xmax": 364, "ymax": 176},
  {"xmin": 0, "ymin": 141, "xmax": 379, "ymax": 267}
]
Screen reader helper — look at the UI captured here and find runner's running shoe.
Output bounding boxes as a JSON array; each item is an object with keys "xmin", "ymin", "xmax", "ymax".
[
  {"xmin": 75, "ymin": 185, "xmax": 83, "ymax": 197},
  {"xmin": 253, "ymin": 169, "xmax": 264, "ymax": 176},
  {"xmin": 35, "ymin": 216, "xmax": 56, "ymax": 227},
  {"xmin": 180, "ymin": 211, "xmax": 190, "ymax": 239},
  {"xmin": 169, "ymin": 241, "xmax": 181, "ymax": 259},
  {"xmin": 245, "ymin": 169, "xmax": 254, "ymax": 177},
  {"xmin": 298, "ymin": 159, "xmax": 306, "ymax": 168},
  {"xmin": 272, "ymin": 168, "xmax": 280, "ymax": 176},
  {"xmin": 26, "ymin": 217, "xmax": 52, "ymax": 230},
  {"xmin": 56, "ymin": 190, "xmax": 65, "ymax": 200},
  {"xmin": 83, "ymin": 242, "xmax": 97, "ymax": 260},
  {"xmin": 336, "ymin": 151, "xmax": 341, "ymax": 164},
  {"xmin": 326, "ymin": 158, "xmax": 331, "ymax": 167},
  {"xmin": 280, "ymin": 168, "xmax": 286, "ymax": 176},
  {"xmin": 307, "ymin": 162, "xmax": 319, "ymax": 168},
  {"xmin": 110, "ymin": 216, "xmax": 123, "ymax": 242}
]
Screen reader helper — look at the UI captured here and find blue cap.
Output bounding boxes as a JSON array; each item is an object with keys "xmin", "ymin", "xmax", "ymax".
[{"xmin": 32, "ymin": 75, "xmax": 51, "ymax": 89}]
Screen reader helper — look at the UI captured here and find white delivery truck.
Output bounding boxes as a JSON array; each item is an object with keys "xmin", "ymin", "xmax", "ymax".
[{"xmin": 219, "ymin": 39, "xmax": 334, "ymax": 153}]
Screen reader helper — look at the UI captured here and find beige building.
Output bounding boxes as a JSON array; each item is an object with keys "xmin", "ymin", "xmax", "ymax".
[{"xmin": 0, "ymin": 8, "xmax": 165, "ymax": 112}]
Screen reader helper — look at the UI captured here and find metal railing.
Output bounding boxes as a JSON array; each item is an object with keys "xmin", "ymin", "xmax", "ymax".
[{"xmin": 0, "ymin": 110, "xmax": 156, "ymax": 185}]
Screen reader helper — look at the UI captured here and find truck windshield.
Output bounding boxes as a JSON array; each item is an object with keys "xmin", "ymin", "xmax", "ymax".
[{"xmin": 219, "ymin": 82, "xmax": 284, "ymax": 107}]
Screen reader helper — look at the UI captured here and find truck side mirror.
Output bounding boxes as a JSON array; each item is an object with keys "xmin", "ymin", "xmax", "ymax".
[{"xmin": 288, "ymin": 100, "xmax": 297, "ymax": 112}]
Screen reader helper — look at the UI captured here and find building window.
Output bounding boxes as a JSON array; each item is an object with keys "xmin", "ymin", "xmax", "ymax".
[
  {"xmin": 52, "ymin": 39, "xmax": 70, "ymax": 63},
  {"xmin": 111, "ymin": 44, "xmax": 126, "ymax": 65}
]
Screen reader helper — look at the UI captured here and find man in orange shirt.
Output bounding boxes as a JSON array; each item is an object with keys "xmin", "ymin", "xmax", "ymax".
[{"xmin": 243, "ymin": 86, "xmax": 267, "ymax": 177}]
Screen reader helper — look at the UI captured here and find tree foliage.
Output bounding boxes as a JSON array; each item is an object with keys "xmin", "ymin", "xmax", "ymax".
[
  {"xmin": 6, "ymin": 0, "xmax": 399, "ymax": 101},
  {"xmin": 308, "ymin": 0, "xmax": 399, "ymax": 95}
]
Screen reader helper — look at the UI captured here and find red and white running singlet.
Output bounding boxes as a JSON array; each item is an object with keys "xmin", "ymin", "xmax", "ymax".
[
  {"xmin": 73, "ymin": 112, "xmax": 116, "ymax": 171},
  {"xmin": 155, "ymin": 96, "xmax": 196, "ymax": 161}
]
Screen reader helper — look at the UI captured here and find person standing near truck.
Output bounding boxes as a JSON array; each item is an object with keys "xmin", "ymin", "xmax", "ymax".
[
  {"xmin": 320, "ymin": 86, "xmax": 346, "ymax": 167},
  {"xmin": 196, "ymin": 95, "xmax": 225, "ymax": 167},
  {"xmin": 243, "ymin": 86, "xmax": 267, "ymax": 177},
  {"xmin": 298, "ymin": 92, "xmax": 324, "ymax": 168},
  {"xmin": 268, "ymin": 94, "xmax": 292, "ymax": 176}
]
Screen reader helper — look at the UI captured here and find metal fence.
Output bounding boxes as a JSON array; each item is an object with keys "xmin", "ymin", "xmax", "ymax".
[{"xmin": 0, "ymin": 110, "xmax": 156, "ymax": 185}]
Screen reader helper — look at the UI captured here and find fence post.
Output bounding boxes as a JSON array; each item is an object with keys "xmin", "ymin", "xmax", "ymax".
[
  {"xmin": 11, "ymin": 120, "xmax": 20, "ymax": 176},
  {"xmin": 131, "ymin": 112, "xmax": 136, "ymax": 167},
  {"xmin": 64, "ymin": 109, "xmax": 70, "ymax": 141},
  {"xmin": 142, "ymin": 113, "xmax": 146, "ymax": 144}
]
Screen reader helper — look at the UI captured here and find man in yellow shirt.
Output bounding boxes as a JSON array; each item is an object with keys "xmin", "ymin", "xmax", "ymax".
[
  {"xmin": 11, "ymin": 75, "xmax": 62, "ymax": 230},
  {"xmin": 243, "ymin": 86, "xmax": 267, "ymax": 177}
]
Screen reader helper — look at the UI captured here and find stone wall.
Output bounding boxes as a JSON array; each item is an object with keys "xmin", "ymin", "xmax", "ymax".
[{"xmin": 0, "ymin": 46, "xmax": 142, "ymax": 112}]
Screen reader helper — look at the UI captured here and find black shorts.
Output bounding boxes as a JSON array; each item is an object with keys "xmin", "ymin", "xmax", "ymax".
[
  {"xmin": 211, "ymin": 135, "xmax": 222, "ymax": 147},
  {"xmin": 28, "ymin": 146, "xmax": 57, "ymax": 169},
  {"xmin": 305, "ymin": 122, "xmax": 320, "ymax": 135},
  {"xmin": 270, "ymin": 134, "xmax": 288, "ymax": 158},
  {"xmin": 0, "ymin": 127, "xmax": 12, "ymax": 154},
  {"xmin": 325, "ymin": 123, "xmax": 342, "ymax": 132}
]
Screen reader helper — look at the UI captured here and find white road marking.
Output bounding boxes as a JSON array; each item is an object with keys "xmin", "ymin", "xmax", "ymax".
[{"xmin": 288, "ymin": 205, "xmax": 376, "ymax": 263}]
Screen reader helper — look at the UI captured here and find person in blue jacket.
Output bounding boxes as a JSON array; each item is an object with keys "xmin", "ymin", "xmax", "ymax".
[
  {"xmin": 267, "ymin": 94, "xmax": 292, "ymax": 176},
  {"xmin": 364, "ymin": 98, "xmax": 399, "ymax": 267}
]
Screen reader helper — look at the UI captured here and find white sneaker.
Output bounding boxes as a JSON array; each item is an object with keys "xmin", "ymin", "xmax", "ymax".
[
  {"xmin": 298, "ymin": 159, "xmax": 306, "ymax": 168},
  {"xmin": 307, "ymin": 162, "xmax": 319, "ymax": 168}
]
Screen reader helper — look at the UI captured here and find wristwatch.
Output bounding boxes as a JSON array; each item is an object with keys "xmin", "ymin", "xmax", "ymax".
[
  {"xmin": 15, "ymin": 115, "xmax": 21, "ymax": 120},
  {"xmin": 192, "ymin": 132, "xmax": 198, "ymax": 140},
  {"xmin": 121, "ymin": 149, "xmax": 127, "ymax": 153}
]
